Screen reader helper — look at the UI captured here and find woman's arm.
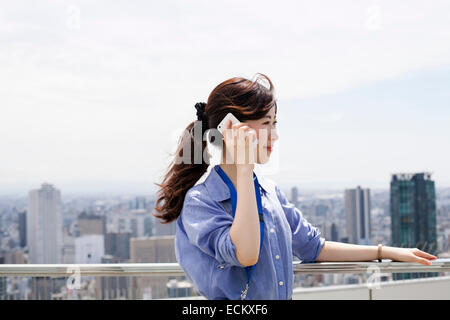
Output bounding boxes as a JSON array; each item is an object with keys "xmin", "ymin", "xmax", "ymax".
[
  {"xmin": 315, "ymin": 241, "xmax": 438, "ymax": 266},
  {"xmin": 229, "ymin": 166, "xmax": 260, "ymax": 267}
]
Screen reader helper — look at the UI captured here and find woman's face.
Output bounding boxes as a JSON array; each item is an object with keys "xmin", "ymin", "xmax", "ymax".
[{"xmin": 245, "ymin": 107, "xmax": 279, "ymax": 164}]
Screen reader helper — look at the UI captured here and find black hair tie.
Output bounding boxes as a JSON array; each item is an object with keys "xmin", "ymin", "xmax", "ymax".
[
  {"xmin": 194, "ymin": 102, "xmax": 209, "ymax": 135},
  {"xmin": 195, "ymin": 102, "xmax": 207, "ymax": 121}
]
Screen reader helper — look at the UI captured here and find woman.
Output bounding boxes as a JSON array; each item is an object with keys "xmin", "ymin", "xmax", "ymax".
[{"xmin": 154, "ymin": 73, "xmax": 437, "ymax": 300}]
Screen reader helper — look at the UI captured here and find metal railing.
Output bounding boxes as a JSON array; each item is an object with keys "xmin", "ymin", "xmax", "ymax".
[
  {"xmin": 1, "ymin": 258, "xmax": 450, "ymax": 277},
  {"xmin": 1, "ymin": 259, "xmax": 449, "ymax": 300}
]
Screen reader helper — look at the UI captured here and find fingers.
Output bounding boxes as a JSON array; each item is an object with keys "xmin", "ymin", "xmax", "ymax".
[
  {"xmin": 413, "ymin": 249, "xmax": 438, "ymax": 261},
  {"xmin": 232, "ymin": 126, "xmax": 256, "ymax": 146},
  {"xmin": 416, "ymin": 257, "xmax": 432, "ymax": 266},
  {"xmin": 223, "ymin": 121, "xmax": 246, "ymax": 136},
  {"xmin": 223, "ymin": 121, "xmax": 257, "ymax": 146},
  {"xmin": 410, "ymin": 249, "xmax": 435, "ymax": 265},
  {"xmin": 222, "ymin": 121, "xmax": 258, "ymax": 165},
  {"xmin": 223, "ymin": 121, "xmax": 241, "ymax": 140},
  {"xmin": 225, "ymin": 122, "xmax": 256, "ymax": 141},
  {"xmin": 241, "ymin": 128, "xmax": 258, "ymax": 146}
]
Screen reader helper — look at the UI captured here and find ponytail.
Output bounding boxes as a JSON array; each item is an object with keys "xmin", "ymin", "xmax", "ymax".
[{"xmin": 153, "ymin": 120, "xmax": 209, "ymax": 223}]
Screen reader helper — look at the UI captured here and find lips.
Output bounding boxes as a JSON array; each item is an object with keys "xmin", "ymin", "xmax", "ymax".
[{"xmin": 265, "ymin": 146, "xmax": 272, "ymax": 151}]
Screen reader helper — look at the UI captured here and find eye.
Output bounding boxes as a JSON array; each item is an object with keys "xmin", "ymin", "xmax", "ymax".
[{"xmin": 263, "ymin": 121, "xmax": 277, "ymax": 126}]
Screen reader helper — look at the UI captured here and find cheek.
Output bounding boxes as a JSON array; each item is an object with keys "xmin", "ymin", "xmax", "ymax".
[{"xmin": 255, "ymin": 127, "xmax": 269, "ymax": 142}]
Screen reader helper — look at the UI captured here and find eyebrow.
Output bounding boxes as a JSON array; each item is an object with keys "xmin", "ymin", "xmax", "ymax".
[{"xmin": 264, "ymin": 115, "xmax": 277, "ymax": 119}]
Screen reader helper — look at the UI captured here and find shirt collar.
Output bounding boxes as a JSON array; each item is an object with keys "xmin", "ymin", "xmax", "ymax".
[{"xmin": 200, "ymin": 165, "xmax": 270, "ymax": 202}]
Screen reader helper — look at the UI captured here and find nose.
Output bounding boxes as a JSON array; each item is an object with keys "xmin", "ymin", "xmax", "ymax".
[{"xmin": 269, "ymin": 128, "xmax": 279, "ymax": 143}]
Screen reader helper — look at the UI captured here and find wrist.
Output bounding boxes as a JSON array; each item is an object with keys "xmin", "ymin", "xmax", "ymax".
[{"xmin": 380, "ymin": 245, "xmax": 394, "ymax": 260}]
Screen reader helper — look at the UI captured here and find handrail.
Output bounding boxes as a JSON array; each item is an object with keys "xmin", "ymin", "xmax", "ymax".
[
  {"xmin": 292, "ymin": 258, "xmax": 450, "ymax": 274},
  {"xmin": 0, "ymin": 259, "xmax": 449, "ymax": 278}
]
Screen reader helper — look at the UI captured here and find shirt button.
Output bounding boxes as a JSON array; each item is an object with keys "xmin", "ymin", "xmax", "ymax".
[
  {"xmin": 279, "ymin": 281, "xmax": 284, "ymax": 286},
  {"xmin": 275, "ymin": 255, "xmax": 280, "ymax": 260},
  {"xmin": 270, "ymin": 228, "xmax": 275, "ymax": 233},
  {"xmin": 219, "ymin": 265, "xmax": 225, "ymax": 269}
]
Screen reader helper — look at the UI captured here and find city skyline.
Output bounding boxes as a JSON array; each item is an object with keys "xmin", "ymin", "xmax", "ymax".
[
  {"xmin": 1, "ymin": 172, "xmax": 449, "ymax": 299},
  {"xmin": 2, "ymin": 178, "xmax": 450, "ymax": 198}
]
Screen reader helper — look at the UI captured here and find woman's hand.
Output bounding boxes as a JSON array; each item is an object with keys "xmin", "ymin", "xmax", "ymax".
[
  {"xmin": 222, "ymin": 119, "xmax": 258, "ymax": 170},
  {"xmin": 383, "ymin": 246, "xmax": 438, "ymax": 266}
]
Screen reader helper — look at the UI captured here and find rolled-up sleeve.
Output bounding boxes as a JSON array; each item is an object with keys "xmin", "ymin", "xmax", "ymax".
[
  {"xmin": 275, "ymin": 185, "xmax": 326, "ymax": 263},
  {"xmin": 180, "ymin": 190, "xmax": 246, "ymax": 268}
]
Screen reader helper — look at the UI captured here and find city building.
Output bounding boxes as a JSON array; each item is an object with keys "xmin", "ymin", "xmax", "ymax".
[
  {"xmin": 152, "ymin": 216, "xmax": 176, "ymax": 236},
  {"xmin": 130, "ymin": 235, "xmax": 176, "ymax": 263},
  {"xmin": 104, "ymin": 232, "xmax": 131, "ymax": 261},
  {"xmin": 344, "ymin": 186, "xmax": 372, "ymax": 245},
  {"xmin": 74, "ymin": 234, "xmax": 105, "ymax": 264},
  {"xmin": 111, "ymin": 209, "xmax": 153, "ymax": 238},
  {"xmin": 391, "ymin": 173, "xmax": 437, "ymax": 251},
  {"xmin": 331, "ymin": 223, "xmax": 339, "ymax": 242},
  {"xmin": 18, "ymin": 211, "xmax": 26, "ymax": 248},
  {"xmin": 390, "ymin": 173, "xmax": 438, "ymax": 280},
  {"xmin": 27, "ymin": 183, "xmax": 63, "ymax": 264},
  {"xmin": 135, "ymin": 197, "xmax": 147, "ymax": 210},
  {"xmin": 290, "ymin": 186, "xmax": 299, "ymax": 208},
  {"xmin": 0, "ymin": 250, "xmax": 25, "ymax": 264},
  {"xmin": 77, "ymin": 212, "xmax": 106, "ymax": 236},
  {"xmin": 129, "ymin": 236, "xmax": 177, "ymax": 299},
  {"xmin": 62, "ymin": 230, "xmax": 75, "ymax": 264}
]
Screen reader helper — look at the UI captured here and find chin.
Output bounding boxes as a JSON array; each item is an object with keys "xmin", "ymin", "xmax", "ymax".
[{"xmin": 257, "ymin": 157, "xmax": 271, "ymax": 165}]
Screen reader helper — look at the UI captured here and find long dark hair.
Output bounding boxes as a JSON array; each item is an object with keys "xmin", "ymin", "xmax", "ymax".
[{"xmin": 153, "ymin": 73, "xmax": 277, "ymax": 224}]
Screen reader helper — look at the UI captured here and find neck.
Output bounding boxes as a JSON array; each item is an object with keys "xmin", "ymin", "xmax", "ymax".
[{"xmin": 219, "ymin": 163, "xmax": 237, "ymax": 188}]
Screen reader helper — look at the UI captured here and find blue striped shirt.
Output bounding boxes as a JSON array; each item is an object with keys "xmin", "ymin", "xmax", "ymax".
[{"xmin": 175, "ymin": 164, "xmax": 326, "ymax": 300}]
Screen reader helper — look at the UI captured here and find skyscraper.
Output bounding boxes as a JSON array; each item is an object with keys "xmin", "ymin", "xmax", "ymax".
[
  {"xmin": 18, "ymin": 211, "xmax": 27, "ymax": 248},
  {"xmin": 390, "ymin": 172, "xmax": 438, "ymax": 280},
  {"xmin": 27, "ymin": 183, "xmax": 63, "ymax": 264},
  {"xmin": 290, "ymin": 186, "xmax": 299, "ymax": 208},
  {"xmin": 345, "ymin": 186, "xmax": 372, "ymax": 245},
  {"xmin": 390, "ymin": 173, "xmax": 437, "ymax": 253}
]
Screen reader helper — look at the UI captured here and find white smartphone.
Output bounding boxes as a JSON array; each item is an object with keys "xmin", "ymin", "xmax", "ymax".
[
  {"xmin": 217, "ymin": 112, "xmax": 241, "ymax": 135},
  {"xmin": 216, "ymin": 112, "xmax": 258, "ymax": 144}
]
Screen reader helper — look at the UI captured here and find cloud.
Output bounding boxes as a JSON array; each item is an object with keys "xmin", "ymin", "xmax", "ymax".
[
  {"xmin": 1, "ymin": 0, "xmax": 450, "ymax": 192},
  {"xmin": 320, "ymin": 112, "xmax": 345, "ymax": 123}
]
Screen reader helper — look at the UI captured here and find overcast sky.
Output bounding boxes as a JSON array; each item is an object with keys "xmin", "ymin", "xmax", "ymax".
[{"xmin": 1, "ymin": 0, "xmax": 449, "ymax": 195}]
